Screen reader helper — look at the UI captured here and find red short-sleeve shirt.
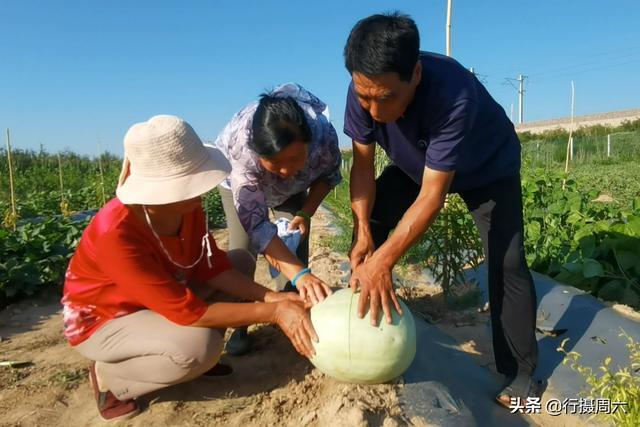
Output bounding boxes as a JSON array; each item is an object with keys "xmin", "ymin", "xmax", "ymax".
[{"xmin": 62, "ymin": 198, "xmax": 231, "ymax": 346}]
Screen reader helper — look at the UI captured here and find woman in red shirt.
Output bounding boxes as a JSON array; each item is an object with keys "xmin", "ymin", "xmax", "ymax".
[{"xmin": 62, "ymin": 115, "xmax": 317, "ymax": 421}]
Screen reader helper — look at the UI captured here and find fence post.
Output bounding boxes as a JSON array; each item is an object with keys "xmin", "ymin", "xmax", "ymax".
[
  {"xmin": 607, "ymin": 134, "xmax": 611, "ymax": 158},
  {"xmin": 58, "ymin": 153, "xmax": 73, "ymax": 216}
]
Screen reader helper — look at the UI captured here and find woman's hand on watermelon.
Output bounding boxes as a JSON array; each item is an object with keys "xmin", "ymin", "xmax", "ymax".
[
  {"xmin": 273, "ymin": 300, "xmax": 318, "ymax": 358},
  {"xmin": 264, "ymin": 290, "xmax": 303, "ymax": 304},
  {"xmin": 296, "ymin": 272, "xmax": 332, "ymax": 305},
  {"xmin": 349, "ymin": 256, "xmax": 403, "ymax": 326}
]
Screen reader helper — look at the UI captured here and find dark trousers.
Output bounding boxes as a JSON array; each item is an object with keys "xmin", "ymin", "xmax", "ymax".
[{"xmin": 370, "ymin": 165, "xmax": 538, "ymax": 376}]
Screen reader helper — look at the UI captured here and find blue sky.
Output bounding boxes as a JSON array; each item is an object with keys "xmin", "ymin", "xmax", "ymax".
[{"xmin": 1, "ymin": 1, "xmax": 639, "ymax": 155}]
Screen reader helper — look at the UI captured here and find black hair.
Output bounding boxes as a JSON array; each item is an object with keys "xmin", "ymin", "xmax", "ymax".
[
  {"xmin": 250, "ymin": 95, "xmax": 311, "ymax": 158},
  {"xmin": 344, "ymin": 12, "xmax": 420, "ymax": 82}
]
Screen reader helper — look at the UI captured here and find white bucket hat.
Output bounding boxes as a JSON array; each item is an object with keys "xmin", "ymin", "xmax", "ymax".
[{"xmin": 116, "ymin": 115, "xmax": 231, "ymax": 205}]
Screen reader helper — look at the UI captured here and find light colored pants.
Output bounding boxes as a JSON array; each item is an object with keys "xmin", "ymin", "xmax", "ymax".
[
  {"xmin": 218, "ymin": 186, "xmax": 309, "ymax": 290},
  {"xmin": 73, "ymin": 249, "xmax": 255, "ymax": 400}
]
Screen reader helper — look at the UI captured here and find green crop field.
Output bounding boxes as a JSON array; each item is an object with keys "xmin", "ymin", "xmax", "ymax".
[
  {"xmin": 325, "ymin": 120, "xmax": 640, "ymax": 310},
  {"xmin": 0, "ymin": 147, "xmax": 226, "ymax": 306},
  {"xmin": 1, "ymin": 119, "xmax": 639, "ymax": 309}
]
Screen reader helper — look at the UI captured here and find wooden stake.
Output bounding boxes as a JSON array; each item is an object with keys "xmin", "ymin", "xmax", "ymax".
[
  {"xmin": 57, "ymin": 153, "xmax": 64, "ymax": 196},
  {"xmin": 563, "ymin": 81, "xmax": 575, "ymax": 189},
  {"xmin": 58, "ymin": 153, "xmax": 73, "ymax": 216},
  {"xmin": 97, "ymin": 148, "xmax": 106, "ymax": 206},
  {"xmin": 5, "ymin": 129, "xmax": 17, "ymax": 230}
]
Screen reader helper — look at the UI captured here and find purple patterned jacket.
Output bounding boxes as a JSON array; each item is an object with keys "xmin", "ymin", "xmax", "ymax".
[{"xmin": 214, "ymin": 83, "xmax": 342, "ymax": 253}]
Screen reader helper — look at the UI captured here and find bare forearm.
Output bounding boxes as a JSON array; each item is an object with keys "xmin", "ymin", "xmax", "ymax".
[
  {"xmin": 302, "ymin": 180, "xmax": 332, "ymax": 215},
  {"xmin": 191, "ymin": 301, "xmax": 276, "ymax": 328},
  {"xmin": 264, "ymin": 235, "xmax": 305, "ymax": 280},
  {"xmin": 372, "ymin": 194, "xmax": 444, "ymax": 268},
  {"xmin": 206, "ymin": 269, "xmax": 270, "ymax": 302},
  {"xmin": 350, "ymin": 163, "xmax": 375, "ymax": 236},
  {"xmin": 372, "ymin": 168, "xmax": 454, "ymax": 268}
]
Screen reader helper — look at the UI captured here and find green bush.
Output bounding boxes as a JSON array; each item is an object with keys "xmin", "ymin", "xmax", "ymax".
[
  {"xmin": 324, "ymin": 149, "xmax": 483, "ymax": 304},
  {"xmin": 0, "ymin": 217, "xmax": 87, "ymax": 306},
  {"xmin": 0, "ymin": 148, "xmax": 121, "ymax": 219},
  {"xmin": 325, "ymin": 152, "xmax": 640, "ymax": 310},
  {"xmin": 519, "ymin": 119, "xmax": 640, "ymax": 167},
  {"xmin": 558, "ymin": 332, "xmax": 640, "ymax": 426},
  {"xmin": 202, "ymin": 189, "xmax": 226, "ymax": 228},
  {"xmin": 522, "ymin": 168, "xmax": 640, "ymax": 308},
  {"xmin": 410, "ymin": 194, "xmax": 482, "ymax": 302},
  {"xmin": 0, "ymin": 148, "xmax": 228, "ymax": 306}
]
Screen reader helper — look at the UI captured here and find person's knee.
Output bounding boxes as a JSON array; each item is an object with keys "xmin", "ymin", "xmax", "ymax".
[
  {"xmin": 169, "ymin": 329, "xmax": 224, "ymax": 379},
  {"xmin": 226, "ymin": 248, "xmax": 256, "ymax": 278}
]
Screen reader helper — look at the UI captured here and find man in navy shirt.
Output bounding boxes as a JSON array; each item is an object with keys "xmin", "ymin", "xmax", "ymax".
[{"xmin": 343, "ymin": 13, "xmax": 539, "ymax": 406}]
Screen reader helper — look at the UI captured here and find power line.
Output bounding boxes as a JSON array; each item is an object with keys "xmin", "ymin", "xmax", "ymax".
[
  {"xmin": 528, "ymin": 56, "xmax": 640, "ymax": 83},
  {"xmin": 469, "ymin": 67, "xmax": 488, "ymax": 84},
  {"xmin": 488, "ymin": 45, "xmax": 640, "ymax": 77},
  {"xmin": 477, "ymin": 52, "xmax": 639, "ymax": 88},
  {"xmin": 529, "ymin": 50, "xmax": 640, "ymax": 78}
]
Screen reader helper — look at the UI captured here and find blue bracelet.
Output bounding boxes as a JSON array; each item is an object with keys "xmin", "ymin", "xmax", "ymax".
[{"xmin": 291, "ymin": 267, "xmax": 311, "ymax": 288}]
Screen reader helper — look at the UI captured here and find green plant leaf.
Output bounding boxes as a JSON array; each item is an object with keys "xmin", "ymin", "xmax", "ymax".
[
  {"xmin": 548, "ymin": 201, "xmax": 567, "ymax": 215},
  {"xmin": 626, "ymin": 216, "xmax": 640, "ymax": 236},
  {"xmin": 526, "ymin": 221, "xmax": 541, "ymax": 240},
  {"xmin": 621, "ymin": 287, "xmax": 640, "ymax": 308},
  {"xmin": 598, "ymin": 280, "xmax": 625, "ymax": 301},
  {"xmin": 577, "ymin": 235, "xmax": 596, "ymax": 257},
  {"xmin": 616, "ymin": 250, "xmax": 640, "ymax": 272},
  {"xmin": 567, "ymin": 211, "xmax": 583, "ymax": 225},
  {"xmin": 562, "ymin": 261, "xmax": 583, "ymax": 274},
  {"xmin": 594, "ymin": 220, "xmax": 612, "ymax": 232},
  {"xmin": 582, "ymin": 258, "xmax": 605, "ymax": 278},
  {"xmin": 574, "ymin": 224, "xmax": 594, "ymax": 243},
  {"xmin": 554, "ymin": 270, "xmax": 584, "ymax": 287}
]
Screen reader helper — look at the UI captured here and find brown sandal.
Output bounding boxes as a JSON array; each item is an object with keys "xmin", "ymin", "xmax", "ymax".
[
  {"xmin": 495, "ymin": 373, "xmax": 540, "ymax": 409},
  {"xmin": 89, "ymin": 363, "xmax": 140, "ymax": 421}
]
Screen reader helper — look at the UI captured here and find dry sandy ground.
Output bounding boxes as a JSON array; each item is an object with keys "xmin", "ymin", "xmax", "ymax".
[{"xmin": 0, "ymin": 207, "xmax": 588, "ymax": 426}]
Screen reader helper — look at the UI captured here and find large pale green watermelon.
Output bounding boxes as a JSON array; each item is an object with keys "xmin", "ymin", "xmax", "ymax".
[{"xmin": 309, "ymin": 288, "xmax": 416, "ymax": 384}]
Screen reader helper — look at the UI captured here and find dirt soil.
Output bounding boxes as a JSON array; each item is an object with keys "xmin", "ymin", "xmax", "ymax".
[{"xmin": 0, "ymin": 207, "xmax": 586, "ymax": 426}]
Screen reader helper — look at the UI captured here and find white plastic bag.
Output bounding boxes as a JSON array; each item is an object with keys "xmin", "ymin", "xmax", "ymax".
[{"xmin": 269, "ymin": 217, "xmax": 302, "ymax": 278}]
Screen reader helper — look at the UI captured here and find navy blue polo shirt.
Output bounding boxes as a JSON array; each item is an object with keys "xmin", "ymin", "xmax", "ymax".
[{"xmin": 344, "ymin": 51, "xmax": 521, "ymax": 193}]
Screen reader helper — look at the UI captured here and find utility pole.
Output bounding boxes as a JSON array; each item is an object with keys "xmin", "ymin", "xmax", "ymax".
[
  {"xmin": 505, "ymin": 75, "xmax": 527, "ymax": 124},
  {"xmin": 446, "ymin": 0, "xmax": 453, "ymax": 56},
  {"xmin": 505, "ymin": 74, "xmax": 527, "ymax": 124},
  {"xmin": 517, "ymin": 74, "xmax": 526, "ymax": 124}
]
